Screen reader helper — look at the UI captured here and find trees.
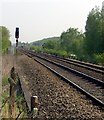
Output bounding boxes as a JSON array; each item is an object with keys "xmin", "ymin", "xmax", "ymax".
[
  {"xmin": 84, "ymin": 6, "xmax": 104, "ymax": 63},
  {"xmin": 101, "ymin": 4, "xmax": 104, "ymax": 52},
  {"xmin": 60, "ymin": 28, "xmax": 84, "ymax": 55},
  {"xmin": 42, "ymin": 40, "xmax": 58, "ymax": 50},
  {"xmin": 30, "ymin": 5, "xmax": 103, "ymax": 64},
  {"xmin": 0, "ymin": 26, "xmax": 11, "ymax": 53},
  {"xmin": 85, "ymin": 7, "xmax": 104, "ymax": 54}
]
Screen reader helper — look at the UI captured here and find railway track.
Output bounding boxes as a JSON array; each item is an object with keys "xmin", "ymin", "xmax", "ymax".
[
  {"xmin": 38, "ymin": 52, "xmax": 104, "ymax": 71},
  {"xmin": 19, "ymin": 49, "xmax": 104, "ymax": 108},
  {"xmin": 32, "ymin": 52, "xmax": 104, "ymax": 81}
]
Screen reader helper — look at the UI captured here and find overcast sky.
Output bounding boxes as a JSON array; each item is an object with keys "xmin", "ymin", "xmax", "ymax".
[{"xmin": 1, "ymin": 0, "xmax": 103, "ymax": 43}]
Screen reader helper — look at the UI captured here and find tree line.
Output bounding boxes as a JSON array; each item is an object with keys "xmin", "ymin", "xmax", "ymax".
[
  {"xmin": 31, "ymin": 6, "xmax": 104, "ymax": 64},
  {"xmin": 0, "ymin": 26, "xmax": 11, "ymax": 54}
]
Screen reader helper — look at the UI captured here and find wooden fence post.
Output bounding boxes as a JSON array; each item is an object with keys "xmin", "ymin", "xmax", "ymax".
[{"xmin": 8, "ymin": 67, "xmax": 17, "ymax": 118}]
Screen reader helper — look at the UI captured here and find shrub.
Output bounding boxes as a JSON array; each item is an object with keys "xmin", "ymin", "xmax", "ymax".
[{"xmin": 94, "ymin": 53, "xmax": 104, "ymax": 65}]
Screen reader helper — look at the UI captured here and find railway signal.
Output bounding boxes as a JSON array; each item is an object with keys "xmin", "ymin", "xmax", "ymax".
[{"xmin": 15, "ymin": 27, "xmax": 19, "ymax": 47}]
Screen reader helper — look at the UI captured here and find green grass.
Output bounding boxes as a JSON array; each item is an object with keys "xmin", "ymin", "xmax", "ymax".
[
  {"xmin": 2, "ymin": 75, "xmax": 28, "ymax": 118},
  {"xmin": 2, "ymin": 76, "xmax": 9, "ymax": 86},
  {"xmin": 2, "ymin": 90, "xmax": 9, "ymax": 101}
]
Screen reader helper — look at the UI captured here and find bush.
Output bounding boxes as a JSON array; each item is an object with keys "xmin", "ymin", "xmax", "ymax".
[
  {"xmin": 30, "ymin": 46, "xmax": 42, "ymax": 52},
  {"xmin": 56, "ymin": 50, "xmax": 68, "ymax": 58},
  {"xmin": 94, "ymin": 53, "xmax": 104, "ymax": 65}
]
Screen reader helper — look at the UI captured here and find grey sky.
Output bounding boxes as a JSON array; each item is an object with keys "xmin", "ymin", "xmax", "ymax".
[{"xmin": 1, "ymin": 0, "xmax": 103, "ymax": 43}]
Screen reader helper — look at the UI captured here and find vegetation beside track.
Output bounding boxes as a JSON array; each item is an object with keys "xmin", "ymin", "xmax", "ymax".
[
  {"xmin": 0, "ymin": 26, "xmax": 11, "ymax": 54},
  {"xmin": 2, "ymin": 55, "xmax": 27, "ymax": 118},
  {"xmin": 29, "ymin": 6, "xmax": 104, "ymax": 65}
]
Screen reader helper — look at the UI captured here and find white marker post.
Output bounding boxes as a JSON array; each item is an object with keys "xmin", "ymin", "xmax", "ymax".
[{"xmin": 31, "ymin": 96, "xmax": 38, "ymax": 118}]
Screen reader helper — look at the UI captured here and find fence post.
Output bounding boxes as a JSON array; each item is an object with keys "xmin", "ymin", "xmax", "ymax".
[{"xmin": 31, "ymin": 96, "xmax": 38, "ymax": 118}]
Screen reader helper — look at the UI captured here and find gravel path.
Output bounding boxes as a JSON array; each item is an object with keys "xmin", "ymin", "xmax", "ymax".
[{"xmin": 16, "ymin": 54, "xmax": 104, "ymax": 119}]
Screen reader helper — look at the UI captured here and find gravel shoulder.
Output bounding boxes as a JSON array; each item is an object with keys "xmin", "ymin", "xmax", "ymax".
[{"xmin": 16, "ymin": 54, "xmax": 104, "ymax": 119}]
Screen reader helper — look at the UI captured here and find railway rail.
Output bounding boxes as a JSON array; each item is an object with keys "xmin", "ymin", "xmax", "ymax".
[
  {"xmin": 37, "ymin": 52, "xmax": 104, "ymax": 72},
  {"xmin": 32, "ymin": 52, "xmax": 104, "ymax": 81},
  {"xmin": 19, "ymin": 48, "xmax": 104, "ymax": 108}
]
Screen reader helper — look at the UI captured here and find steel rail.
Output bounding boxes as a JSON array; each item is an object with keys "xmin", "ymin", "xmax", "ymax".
[
  {"xmin": 54, "ymin": 56, "xmax": 104, "ymax": 74},
  {"xmin": 32, "ymin": 51, "xmax": 104, "ymax": 74},
  {"xmin": 40, "ymin": 51, "xmax": 104, "ymax": 71},
  {"xmin": 28, "ymin": 51, "xmax": 104, "ymax": 86},
  {"xmin": 65, "ymin": 58, "xmax": 104, "ymax": 70}
]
